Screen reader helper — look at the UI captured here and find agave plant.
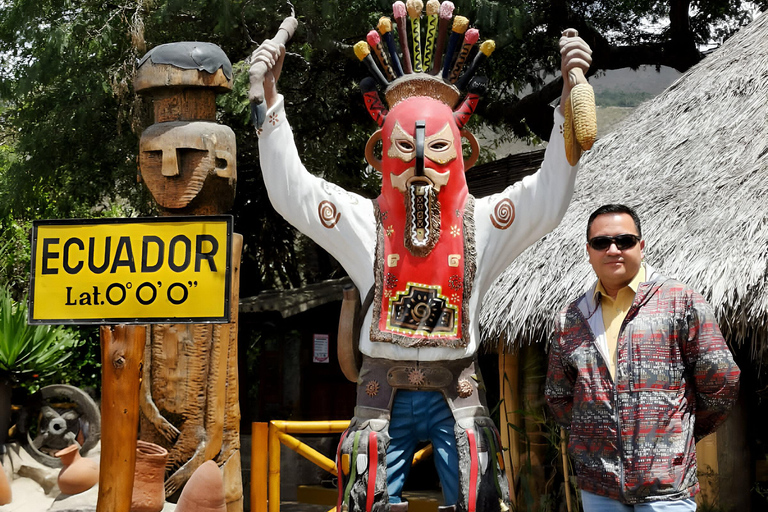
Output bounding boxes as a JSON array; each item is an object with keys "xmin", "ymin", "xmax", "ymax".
[{"xmin": 0, "ymin": 285, "xmax": 81, "ymax": 383}]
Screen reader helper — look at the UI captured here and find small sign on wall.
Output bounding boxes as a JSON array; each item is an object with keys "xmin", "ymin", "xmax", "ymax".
[{"xmin": 313, "ymin": 334, "xmax": 329, "ymax": 363}]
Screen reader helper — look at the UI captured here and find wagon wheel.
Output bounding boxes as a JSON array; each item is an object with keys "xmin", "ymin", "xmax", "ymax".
[{"xmin": 17, "ymin": 384, "xmax": 101, "ymax": 468}]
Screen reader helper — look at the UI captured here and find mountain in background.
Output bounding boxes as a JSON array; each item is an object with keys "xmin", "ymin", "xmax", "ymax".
[{"xmin": 481, "ymin": 65, "xmax": 682, "ymax": 157}]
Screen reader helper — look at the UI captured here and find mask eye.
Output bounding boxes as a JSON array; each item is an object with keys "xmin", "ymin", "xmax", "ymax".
[
  {"xmin": 428, "ymin": 140, "xmax": 451, "ymax": 152},
  {"xmin": 396, "ymin": 139, "xmax": 415, "ymax": 153}
]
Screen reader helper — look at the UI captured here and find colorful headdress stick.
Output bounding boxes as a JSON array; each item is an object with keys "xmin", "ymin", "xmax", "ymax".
[
  {"xmin": 431, "ymin": 1, "xmax": 455, "ymax": 75},
  {"xmin": 355, "ymin": 42, "xmax": 390, "ymax": 89},
  {"xmin": 423, "ymin": 0, "xmax": 440, "ymax": 70},
  {"xmin": 406, "ymin": 0, "xmax": 424, "ymax": 72},
  {"xmin": 356, "ymin": 4, "xmax": 494, "ymax": 127},
  {"xmin": 454, "ymin": 76, "xmax": 487, "ymax": 129},
  {"xmin": 450, "ymin": 28, "xmax": 479, "ymax": 83},
  {"xmin": 441, "ymin": 16, "xmax": 469, "ymax": 80},
  {"xmin": 454, "ymin": 40, "xmax": 495, "ymax": 90},
  {"xmin": 367, "ymin": 30, "xmax": 395, "ymax": 80},
  {"xmin": 378, "ymin": 17, "xmax": 404, "ymax": 77},
  {"xmin": 393, "ymin": 2, "xmax": 413, "ymax": 74},
  {"xmin": 360, "ymin": 77, "xmax": 389, "ymax": 127}
]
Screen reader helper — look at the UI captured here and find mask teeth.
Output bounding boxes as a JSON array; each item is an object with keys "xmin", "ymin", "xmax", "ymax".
[{"xmin": 409, "ymin": 182, "xmax": 432, "ymax": 246}]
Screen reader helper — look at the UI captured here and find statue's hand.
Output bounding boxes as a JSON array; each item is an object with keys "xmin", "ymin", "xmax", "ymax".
[
  {"xmin": 559, "ymin": 29, "xmax": 592, "ymax": 103},
  {"xmin": 248, "ymin": 39, "xmax": 286, "ymax": 109}
]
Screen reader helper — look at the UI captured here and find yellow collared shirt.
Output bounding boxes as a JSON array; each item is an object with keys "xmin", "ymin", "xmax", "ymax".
[{"xmin": 595, "ymin": 266, "xmax": 646, "ymax": 379}]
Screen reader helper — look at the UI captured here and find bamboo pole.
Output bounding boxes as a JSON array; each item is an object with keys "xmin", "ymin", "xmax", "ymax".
[
  {"xmin": 561, "ymin": 428, "xmax": 572, "ymax": 512},
  {"xmin": 252, "ymin": 422, "xmax": 269, "ymax": 512},
  {"xmin": 260, "ymin": 420, "xmax": 435, "ymax": 512},
  {"xmin": 275, "ymin": 430, "xmax": 338, "ymax": 475},
  {"xmin": 96, "ymin": 324, "xmax": 146, "ymax": 512},
  {"xmin": 412, "ymin": 444, "xmax": 433, "ymax": 465},
  {"xmin": 268, "ymin": 422, "xmax": 281, "ymax": 512},
  {"xmin": 270, "ymin": 420, "xmax": 350, "ymax": 434},
  {"xmin": 499, "ymin": 342, "xmax": 520, "ymax": 504}
]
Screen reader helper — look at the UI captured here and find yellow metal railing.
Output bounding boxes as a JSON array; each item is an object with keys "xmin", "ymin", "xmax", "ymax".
[{"xmin": 251, "ymin": 420, "xmax": 433, "ymax": 512}]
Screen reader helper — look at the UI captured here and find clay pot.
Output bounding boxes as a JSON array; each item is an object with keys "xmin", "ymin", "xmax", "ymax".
[
  {"xmin": 131, "ymin": 440, "xmax": 169, "ymax": 512},
  {"xmin": 175, "ymin": 460, "xmax": 226, "ymax": 512},
  {"xmin": 0, "ymin": 462, "xmax": 11, "ymax": 505},
  {"xmin": 55, "ymin": 443, "xmax": 99, "ymax": 495}
]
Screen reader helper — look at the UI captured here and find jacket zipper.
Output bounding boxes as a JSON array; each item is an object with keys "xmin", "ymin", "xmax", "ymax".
[
  {"xmin": 615, "ymin": 289, "xmax": 644, "ymax": 504},
  {"xmin": 579, "ymin": 298, "xmax": 628, "ymax": 502}
]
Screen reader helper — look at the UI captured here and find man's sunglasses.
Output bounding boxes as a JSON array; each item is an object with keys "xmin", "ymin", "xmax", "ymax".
[{"xmin": 587, "ymin": 234, "xmax": 641, "ymax": 251}]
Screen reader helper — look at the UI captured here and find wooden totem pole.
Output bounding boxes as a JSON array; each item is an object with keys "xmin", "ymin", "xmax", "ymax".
[{"xmin": 134, "ymin": 42, "xmax": 243, "ymax": 512}]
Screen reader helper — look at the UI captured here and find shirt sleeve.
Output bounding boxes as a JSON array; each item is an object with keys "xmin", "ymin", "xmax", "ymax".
[
  {"xmin": 683, "ymin": 290, "xmax": 741, "ymax": 440},
  {"xmin": 545, "ymin": 310, "xmax": 576, "ymax": 429},
  {"xmin": 256, "ymin": 95, "xmax": 377, "ymax": 289},
  {"xmin": 473, "ymin": 108, "xmax": 578, "ymax": 296}
]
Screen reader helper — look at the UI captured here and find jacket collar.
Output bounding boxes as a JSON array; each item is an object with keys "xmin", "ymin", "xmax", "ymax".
[{"xmin": 577, "ymin": 263, "xmax": 666, "ymax": 319}]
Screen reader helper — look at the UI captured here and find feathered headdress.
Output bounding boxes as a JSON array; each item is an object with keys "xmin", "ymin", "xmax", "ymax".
[{"xmin": 354, "ymin": 1, "xmax": 495, "ymax": 130}]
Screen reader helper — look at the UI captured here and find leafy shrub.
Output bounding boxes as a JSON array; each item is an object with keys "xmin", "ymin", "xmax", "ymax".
[{"xmin": 0, "ymin": 285, "xmax": 82, "ymax": 387}]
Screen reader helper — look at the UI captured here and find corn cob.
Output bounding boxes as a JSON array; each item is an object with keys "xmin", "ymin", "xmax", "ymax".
[
  {"xmin": 570, "ymin": 81, "xmax": 597, "ymax": 150},
  {"xmin": 563, "ymin": 95, "xmax": 582, "ymax": 166}
]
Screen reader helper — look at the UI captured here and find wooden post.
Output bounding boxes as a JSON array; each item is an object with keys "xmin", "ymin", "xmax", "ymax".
[
  {"xmin": 268, "ymin": 422, "xmax": 281, "ymax": 512},
  {"xmin": 97, "ymin": 324, "xmax": 146, "ymax": 512},
  {"xmin": 134, "ymin": 42, "xmax": 243, "ymax": 512},
  {"xmin": 498, "ymin": 341, "xmax": 520, "ymax": 505},
  {"xmin": 251, "ymin": 422, "xmax": 269, "ymax": 512}
]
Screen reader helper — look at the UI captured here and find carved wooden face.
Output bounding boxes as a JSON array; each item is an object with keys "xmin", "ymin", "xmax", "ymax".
[{"xmin": 139, "ymin": 121, "xmax": 237, "ymax": 215}]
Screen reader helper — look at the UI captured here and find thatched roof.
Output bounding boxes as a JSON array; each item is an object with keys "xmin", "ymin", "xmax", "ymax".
[{"xmin": 481, "ymin": 13, "xmax": 768, "ymax": 360}]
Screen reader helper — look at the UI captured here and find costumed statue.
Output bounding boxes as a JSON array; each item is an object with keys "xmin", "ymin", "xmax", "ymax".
[{"xmin": 251, "ymin": 4, "xmax": 593, "ymax": 511}]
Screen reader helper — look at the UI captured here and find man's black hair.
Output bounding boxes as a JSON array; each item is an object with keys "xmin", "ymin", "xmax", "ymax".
[{"xmin": 586, "ymin": 204, "xmax": 642, "ymax": 239}]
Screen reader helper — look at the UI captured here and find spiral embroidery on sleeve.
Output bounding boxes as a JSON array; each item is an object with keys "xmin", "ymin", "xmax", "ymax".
[
  {"xmin": 490, "ymin": 199, "xmax": 515, "ymax": 229},
  {"xmin": 318, "ymin": 200, "xmax": 341, "ymax": 228}
]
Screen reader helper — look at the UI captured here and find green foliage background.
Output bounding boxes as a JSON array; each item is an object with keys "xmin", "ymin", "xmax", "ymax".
[{"xmin": 0, "ymin": 0, "xmax": 764, "ymax": 393}]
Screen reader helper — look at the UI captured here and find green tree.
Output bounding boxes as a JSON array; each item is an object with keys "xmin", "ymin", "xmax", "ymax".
[{"xmin": 0, "ymin": 0, "xmax": 764, "ymax": 295}]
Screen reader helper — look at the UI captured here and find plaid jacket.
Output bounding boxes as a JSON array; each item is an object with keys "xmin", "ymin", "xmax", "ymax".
[{"xmin": 545, "ymin": 266, "xmax": 740, "ymax": 503}]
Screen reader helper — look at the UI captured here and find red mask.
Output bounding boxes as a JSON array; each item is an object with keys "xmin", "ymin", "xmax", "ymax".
[{"xmin": 364, "ymin": 77, "xmax": 481, "ymax": 349}]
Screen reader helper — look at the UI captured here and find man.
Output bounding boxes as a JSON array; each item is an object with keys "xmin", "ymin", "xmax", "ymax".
[
  {"xmin": 252, "ymin": 25, "xmax": 591, "ymax": 511},
  {"xmin": 545, "ymin": 204, "xmax": 741, "ymax": 510}
]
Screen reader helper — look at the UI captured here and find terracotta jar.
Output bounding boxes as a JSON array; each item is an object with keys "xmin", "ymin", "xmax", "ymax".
[
  {"xmin": 0, "ymin": 462, "xmax": 11, "ymax": 505},
  {"xmin": 131, "ymin": 440, "xmax": 169, "ymax": 512},
  {"xmin": 175, "ymin": 460, "xmax": 226, "ymax": 512},
  {"xmin": 55, "ymin": 444, "xmax": 99, "ymax": 495}
]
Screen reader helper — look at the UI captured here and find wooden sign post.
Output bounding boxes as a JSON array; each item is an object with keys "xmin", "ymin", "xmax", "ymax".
[
  {"xmin": 98, "ymin": 325, "xmax": 146, "ymax": 512},
  {"xmin": 131, "ymin": 41, "xmax": 243, "ymax": 512},
  {"xmin": 28, "ymin": 42, "xmax": 242, "ymax": 512},
  {"xmin": 29, "ymin": 215, "xmax": 235, "ymax": 512}
]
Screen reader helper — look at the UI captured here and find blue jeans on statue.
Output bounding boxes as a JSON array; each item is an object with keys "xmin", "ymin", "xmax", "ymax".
[
  {"xmin": 581, "ymin": 491, "xmax": 697, "ymax": 512},
  {"xmin": 387, "ymin": 390, "xmax": 459, "ymax": 506}
]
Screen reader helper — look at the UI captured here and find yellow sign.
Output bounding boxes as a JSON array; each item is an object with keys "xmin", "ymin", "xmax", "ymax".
[{"xmin": 30, "ymin": 216, "xmax": 233, "ymax": 324}]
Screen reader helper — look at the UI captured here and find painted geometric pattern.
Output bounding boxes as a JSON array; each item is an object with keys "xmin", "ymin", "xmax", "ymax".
[{"xmin": 386, "ymin": 282, "xmax": 458, "ymax": 337}]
